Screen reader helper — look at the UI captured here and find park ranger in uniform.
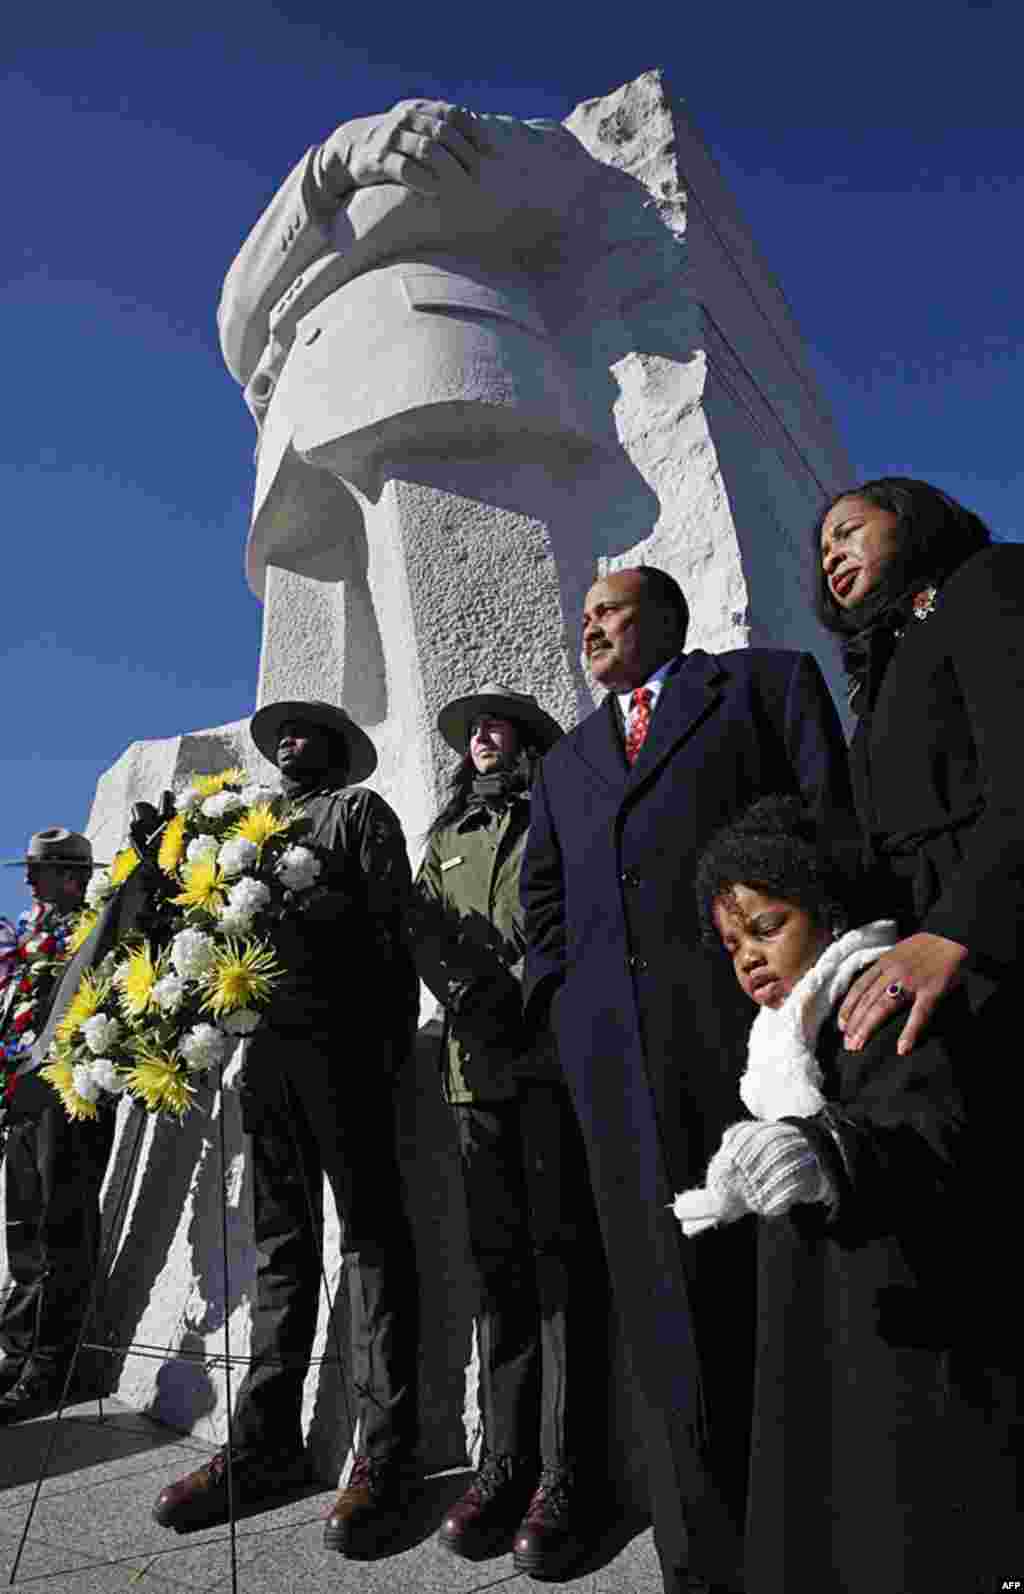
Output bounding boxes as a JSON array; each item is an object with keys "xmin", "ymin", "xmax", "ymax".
[{"xmin": 410, "ymin": 684, "xmax": 609, "ymax": 1580}]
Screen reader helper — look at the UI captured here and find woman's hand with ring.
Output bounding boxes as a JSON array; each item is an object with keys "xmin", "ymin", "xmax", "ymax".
[{"xmin": 838, "ymin": 932, "xmax": 968, "ymax": 1056}]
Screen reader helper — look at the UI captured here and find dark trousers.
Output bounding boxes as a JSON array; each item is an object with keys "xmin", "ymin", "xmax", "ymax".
[
  {"xmin": 232, "ymin": 1028, "xmax": 418, "ymax": 1461},
  {"xmin": 452, "ymin": 1083, "xmax": 608, "ymax": 1470},
  {"xmin": 0, "ymin": 1103, "xmax": 116, "ymax": 1374}
]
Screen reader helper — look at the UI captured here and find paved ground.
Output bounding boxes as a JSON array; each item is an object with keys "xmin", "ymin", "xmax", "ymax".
[{"xmin": 1, "ymin": 1398, "xmax": 663, "ymax": 1594}]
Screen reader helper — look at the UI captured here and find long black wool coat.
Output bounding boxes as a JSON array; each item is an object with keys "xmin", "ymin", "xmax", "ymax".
[
  {"xmin": 746, "ymin": 997, "xmax": 1003, "ymax": 1594},
  {"xmin": 848, "ymin": 541, "xmax": 1024, "ymax": 1578},
  {"xmin": 522, "ymin": 646, "xmax": 855, "ymax": 1580},
  {"xmin": 851, "ymin": 543, "xmax": 1024, "ymax": 975}
]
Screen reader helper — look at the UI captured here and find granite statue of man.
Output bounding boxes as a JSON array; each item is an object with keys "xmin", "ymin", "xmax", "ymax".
[
  {"xmin": 0, "ymin": 828, "xmax": 116, "ymax": 1424},
  {"xmin": 522, "ymin": 568, "xmax": 856, "ymax": 1594},
  {"xmin": 151, "ymin": 701, "xmax": 420, "ymax": 1559},
  {"xmin": 217, "ymin": 97, "xmax": 605, "ymax": 594}
]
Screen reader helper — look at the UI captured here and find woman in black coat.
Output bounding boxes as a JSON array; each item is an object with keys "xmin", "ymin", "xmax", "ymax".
[
  {"xmin": 814, "ymin": 475, "xmax": 1022, "ymax": 1053},
  {"xmin": 813, "ymin": 476, "xmax": 1021, "ymax": 1581}
]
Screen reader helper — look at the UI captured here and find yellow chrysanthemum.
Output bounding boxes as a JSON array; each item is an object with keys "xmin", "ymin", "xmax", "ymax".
[
  {"xmin": 123, "ymin": 1046, "xmax": 194, "ymax": 1119},
  {"xmin": 68, "ymin": 909, "xmax": 99, "ymax": 955},
  {"xmin": 190, "ymin": 767, "xmax": 246, "ymax": 799},
  {"xmin": 230, "ymin": 802, "xmax": 292, "ymax": 850},
  {"xmin": 114, "ymin": 943, "xmax": 162, "ymax": 1018},
  {"xmin": 39, "ymin": 1057, "xmax": 99, "ymax": 1122},
  {"xmin": 158, "ymin": 812, "xmax": 187, "ymax": 875},
  {"xmin": 109, "ymin": 847, "xmax": 140, "ymax": 886},
  {"xmin": 56, "ymin": 971, "xmax": 110, "ymax": 1045},
  {"xmin": 201, "ymin": 938, "xmax": 281, "ymax": 1017},
  {"xmin": 172, "ymin": 856, "xmax": 228, "ymax": 918}
]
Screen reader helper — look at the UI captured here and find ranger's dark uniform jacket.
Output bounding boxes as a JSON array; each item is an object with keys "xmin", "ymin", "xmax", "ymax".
[{"xmin": 266, "ymin": 783, "xmax": 417, "ymax": 1042}]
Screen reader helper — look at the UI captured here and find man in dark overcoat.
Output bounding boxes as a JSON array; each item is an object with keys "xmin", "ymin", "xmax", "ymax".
[{"xmin": 522, "ymin": 567, "xmax": 855, "ymax": 1594}]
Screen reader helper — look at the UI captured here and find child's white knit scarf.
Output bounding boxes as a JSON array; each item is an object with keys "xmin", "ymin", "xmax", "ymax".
[{"xmin": 738, "ymin": 920, "xmax": 898, "ymax": 1122}]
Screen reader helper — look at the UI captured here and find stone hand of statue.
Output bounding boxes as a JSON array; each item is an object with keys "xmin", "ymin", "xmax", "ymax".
[
  {"xmin": 316, "ymin": 99, "xmax": 488, "ymax": 206},
  {"xmin": 838, "ymin": 931, "xmax": 969, "ymax": 1056}
]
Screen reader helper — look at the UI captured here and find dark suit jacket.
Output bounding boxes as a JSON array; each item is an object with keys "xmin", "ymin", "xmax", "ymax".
[
  {"xmin": 521, "ymin": 645, "xmax": 854, "ymax": 1572},
  {"xmin": 524, "ymin": 646, "xmax": 854, "ymax": 1187}
]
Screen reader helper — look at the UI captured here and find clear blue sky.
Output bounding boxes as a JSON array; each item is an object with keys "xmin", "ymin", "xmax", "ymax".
[{"xmin": 2, "ymin": 0, "xmax": 1021, "ymax": 921}]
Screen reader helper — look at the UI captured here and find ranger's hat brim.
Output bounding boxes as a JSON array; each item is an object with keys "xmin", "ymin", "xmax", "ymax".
[
  {"xmin": 2, "ymin": 826, "xmax": 107, "ymax": 869},
  {"xmin": 438, "ymin": 684, "xmax": 563, "ymax": 756},
  {"xmin": 249, "ymin": 700, "xmax": 378, "ymax": 785}
]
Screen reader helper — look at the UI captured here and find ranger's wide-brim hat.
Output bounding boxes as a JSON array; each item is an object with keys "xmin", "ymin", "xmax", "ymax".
[
  {"xmin": 249, "ymin": 700, "xmax": 378, "ymax": 785},
  {"xmin": 438, "ymin": 683, "xmax": 563, "ymax": 756},
  {"xmin": 2, "ymin": 827, "xmax": 106, "ymax": 869}
]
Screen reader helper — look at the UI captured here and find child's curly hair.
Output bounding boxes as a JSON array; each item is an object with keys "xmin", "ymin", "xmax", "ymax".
[{"xmin": 695, "ymin": 795, "xmax": 860, "ymax": 946}]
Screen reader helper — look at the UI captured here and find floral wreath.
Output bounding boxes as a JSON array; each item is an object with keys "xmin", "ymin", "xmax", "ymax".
[
  {"xmin": 41, "ymin": 768, "xmax": 326, "ymax": 1123},
  {"xmin": 0, "ymin": 904, "xmax": 74, "ymax": 1127}
]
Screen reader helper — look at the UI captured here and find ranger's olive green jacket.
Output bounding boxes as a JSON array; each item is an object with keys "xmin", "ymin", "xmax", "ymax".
[{"xmin": 412, "ymin": 795, "xmax": 557, "ymax": 1102}]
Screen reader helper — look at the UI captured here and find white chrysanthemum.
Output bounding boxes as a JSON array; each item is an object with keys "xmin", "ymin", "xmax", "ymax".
[
  {"xmin": 218, "ymin": 837, "xmax": 259, "ymax": 878},
  {"xmin": 228, "ymin": 877, "xmax": 271, "ymax": 915},
  {"xmin": 89, "ymin": 1057, "xmax": 127, "ymax": 1095},
  {"xmin": 171, "ymin": 929, "xmax": 216, "ymax": 980},
  {"xmin": 218, "ymin": 906, "xmax": 254, "ymax": 935},
  {"xmin": 82, "ymin": 1014, "xmax": 120, "ymax": 1056},
  {"xmin": 201, "ymin": 791, "xmax": 244, "ymax": 821},
  {"xmin": 276, "ymin": 845, "xmax": 322, "ymax": 892},
  {"xmin": 222, "ymin": 1008, "xmax": 262, "ymax": 1037},
  {"xmin": 175, "ymin": 785, "xmax": 203, "ymax": 814},
  {"xmin": 240, "ymin": 783, "xmax": 277, "ymax": 808},
  {"xmin": 72, "ymin": 1063, "xmax": 102, "ymax": 1103},
  {"xmin": 152, "ymin": 974, "xmax": 187, "ymax": 1014},
  {"xmin": 186, "ymin": 835, "xmax": 219, "ymax": 864},
  {"xmin": 85, "ymin": 871, "xmax": 114, "ymax": 910},
  {"xmin": 180, "ymin": 1023, "xmax": 228, "ymax": 1072}
]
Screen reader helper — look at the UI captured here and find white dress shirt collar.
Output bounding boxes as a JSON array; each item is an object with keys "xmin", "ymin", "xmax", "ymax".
[{"xmin": 616, "ymin": 654, "xmax": 680, "ymax": 721}]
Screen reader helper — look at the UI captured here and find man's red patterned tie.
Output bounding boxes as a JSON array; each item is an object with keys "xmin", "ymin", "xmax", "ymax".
[{"xmin": 625, "ymin": 687, "xmax": 653, "ymax": 765}]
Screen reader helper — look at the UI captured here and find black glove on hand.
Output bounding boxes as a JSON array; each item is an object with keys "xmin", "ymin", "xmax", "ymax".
[{"xmin": 448, "ymin": 972, "xmax": 525, "ymax": 1056}]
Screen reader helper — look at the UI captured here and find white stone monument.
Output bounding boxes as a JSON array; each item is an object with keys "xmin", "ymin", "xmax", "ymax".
[{"xmin": 15, "ymin": 69, "xmax": 852, "ymax": 1492}]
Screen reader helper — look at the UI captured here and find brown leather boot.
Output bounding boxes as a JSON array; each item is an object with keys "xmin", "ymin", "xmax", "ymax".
[
  {"xmin": 152, "ymin": 1447, "xmax": 309, "ymax": 1531},
  {"xmin": 322, "ymin": 1452, "xmax": 406, "ymax": 1557},
  {"xmin": 436, "ymin": 1452, "xmax": 537, "ymax": 1559},
  {"xmin": 512, "ymin": 1463, "xmax": 585, "ymax": 1579}
]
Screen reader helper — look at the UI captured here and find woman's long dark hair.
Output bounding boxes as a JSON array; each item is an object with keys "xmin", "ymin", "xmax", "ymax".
[
  {"xmin": 425, "ymin": 741, "xmax": 542, "ymax": 842},
  {"xmin": 811, "ymin": 477, "xmax": 993, "ymax": 641},
  {"xmin": 425, "ymin": 753, "xmax": 476, "ymax": 841}
]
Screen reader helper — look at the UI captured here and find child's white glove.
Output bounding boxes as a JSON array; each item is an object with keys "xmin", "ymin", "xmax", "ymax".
[{"xmin": 672, "ymin": 1120, "xmax": 832, "ymax": 1238}]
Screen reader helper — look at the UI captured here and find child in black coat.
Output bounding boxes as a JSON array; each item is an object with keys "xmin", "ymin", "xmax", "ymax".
[{"xmin": 676, "ymin": 796, "xmax": 1016, "ymax": 1594}]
